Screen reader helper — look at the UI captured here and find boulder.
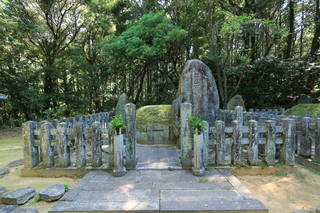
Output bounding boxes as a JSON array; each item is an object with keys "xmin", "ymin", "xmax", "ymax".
[
  {"xmin": 0, "ymin": 187, "xmax": 35, "ymax": 205},
  {"xmin": 227, "ymin": 95, "xmax": 246, "ymax": 111},
  {"xmin": 0, "ymin": 205, "xmax": 18, "ymax": 213},
  {"xmin": 0, "ymin": 168, "xmax": 9, "ymax": 176},
  {"xmin": 0, "ymin": 186, "xmax": 6, "ymax": 195},
  {"xmin": 7, "ymin": 159, "xmax": 24, "ymax": 168},
  {"xmin": 115, "ymin": 93, "xmax": 129, "ymax": 119},
  {"xmin": 172, "ymin": 59, "xmax": 220, "ymax": 128},
  {"xmin": 39, "ymin": 184, "xmax": 65, "ymax": 202},
  {"xmin": 12, "ymin": 208, "xmax": 39, "ymax": 213}
]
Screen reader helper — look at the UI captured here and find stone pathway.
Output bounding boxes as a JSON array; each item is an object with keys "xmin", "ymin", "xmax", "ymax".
[
  {"xmin": 49, "ymin": 170, "xmax": 268, "ymax": 213},
  {"xmin": 136, "ymin": 145, "xmax": 181, "ymax": 170}
]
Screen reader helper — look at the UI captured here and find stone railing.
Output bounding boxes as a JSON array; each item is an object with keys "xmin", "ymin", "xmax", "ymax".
[
  {"xmin": 180, "ymin": 103, "xmax": 320, "ymax": 170},
  {"xmin": 22, "ymin": 103, "xmax": 137, "ymax": 175},
  {"xmin": 216, "ymin": 106, "xmax": 320, "ymax": 165}
]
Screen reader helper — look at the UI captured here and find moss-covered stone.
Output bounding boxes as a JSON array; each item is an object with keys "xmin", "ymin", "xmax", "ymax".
[
  {"xmin": 284, "ymin": 104, "xmax": 320, "ymax": 117},
  {"xmin": 136, "ymin": 105, "xmax": 173, "ymax": 127}
]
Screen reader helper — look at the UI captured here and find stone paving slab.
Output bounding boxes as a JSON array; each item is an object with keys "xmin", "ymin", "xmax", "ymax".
[{"xmin": 50, "ymin": 170, "xmax": 268, "ymax": 213}]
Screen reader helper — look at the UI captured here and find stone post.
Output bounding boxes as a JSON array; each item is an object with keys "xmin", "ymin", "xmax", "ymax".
[
  {"xmin": 113, "ymin": 131, "xmax": 126, "ymax": 177},
  {"xmin": 235, "ymin": 106, "xmax": 243, "ymax": 127},
  {"xmin": 40, "ymin": 121, "xmax": 54, "ymax": 167},
  {"xmin": 192, "ymin": 132, "xmax": 205, "ymax": 176},
  {"xmin": 89, "ymin": 121, "xmax": 103, "ymax": 167},
  {"xmin": 265, "ymin": 120, "xmax": 276, "ymax": 165},
  {"xmin": 281, "ymin": 118, "xmax": 295, "ymax": 165},
  {"xmin": 300, "ymin": 117, "xmax": 312, "ymax": 158},
  {"xmin": 216, "ymin": 120, "xmax": 228, "ymax": 165},
  {"xmin": 125, "ymin": 103, "xmax": 137, "ymax": 169},
  {"xmin": 57, "ymin": 122, "xmax": 71, "ymax": 167},
  {"xmin": 315, "ymin": 118, "xmax": 320, "ymax": 163},
  {"xmin": 23, "ymin": 121, "xmax": 39, "ymax": 168},
  {"xmin": 232, "ymin": 120, "xmax": 242, "ymax": 164},
  {"xmin": 248, "ymin": 120, "xmax": 259, "ymax": 165},
  {"xmin": 180, "ymin": 102, "xmax": 193, "ymax": 168},
  {"xmin": 74, "ymin": 121, "xmax": 86, "ymax": 167},
  {"xmin": 203, "ymin": 121, "xmax": 209, "ymax": 166}
]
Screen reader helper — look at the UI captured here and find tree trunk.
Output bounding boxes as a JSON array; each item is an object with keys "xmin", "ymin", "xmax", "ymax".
[
  {"xmin": 311, "ymin": 0, "xmax": 320, "ymax": 58},
  {"xmin": 285, "ymin": 0, "xmax": 295, "ymax": 59}
]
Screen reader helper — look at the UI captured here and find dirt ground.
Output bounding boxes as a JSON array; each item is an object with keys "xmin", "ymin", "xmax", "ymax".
[
  {"xmin": 0, "ymin": 128, "xmax": 320, "ymax": 213},
  {"xmin": 238, "ymin": 167, "xmax": 320, "ymax": 213},
  {"xmin": 0, "ymin": 128, "xmax": 79, "ymax": 212}
]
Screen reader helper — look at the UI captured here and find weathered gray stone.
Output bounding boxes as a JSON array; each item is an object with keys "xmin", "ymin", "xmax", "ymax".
[
  {"xmin": 248, "ymin": 120, "xmax": 259, "ymax": 165},
  {"xmin": 115, "ymin": 93, "xmax": 129, "ymax": 119},
  {"xmin": 227, "ymin": 95, "xmax": 246, "ymax": 111},
  {"xmin": 23, "ymin": 121, "xmax": 39, "ymax": 168},
  {"xmin": 7, "ymin": 159, "xmax": 24, "ymax": 168},
  {"xmin": 40, "ymin": 122, "xmax": 54, "ymax": 167},
  {"xmin": 216, "ymin": 120, "xmax": 228, "ymax": 165},
  {"xmin": 112, "ymin": 134, "xmax": 126, "ymax": 177},
  {"xmin": 232, "ymin": 120, "xmax": 242, "ymax": 164},
  {"xmin": 125, "ymin": 103, "xmax": 137, "ymax": 169},
  {"xmin": 192, "ymin": 133, "xmax": 205, "ymax": 176},
  {"xmin": 180, "ymin": 103, "xmax": 193, "ymax": 169},
  {"xmin": 89, "ymin": 122, "xmax": 102, "ymax": 167},
  {"xmin": 0, "ymin": 186, "xmax": 6, "ymax": 195},
  {"xmin": 0, "ymin": 187, "xmax": 35, "ymax": 205},
  {"xmin": 315, "ymin": 118, "xmax": 320, "ymax": 163},
  {"xmin": 0, "ymin": 205, "xmax": 18, "ymax": 213},
  {"xmin": 265, "ymin": 120, "xmax": 276, "ymax": 165},
  {"xmin": 56, "ymin": 122, "xmax": 71, "ymax": 167},
  {"xmin": 11, "ymin": 207, "xmax": 39, "ymax": 213},
  {"xmin": 39, "ymin": 184, "xmax": 65, "ymax": 202},
  {"xmin": 74, "ymin": 121, "xmax": 86, "ymax": 167},
  {"xmin": 0, "ymin": 168, "xmax": 9, "ymax": 176},
  {"xmin": 281, "ymin": 118, "xmax": 295, "ymax": 165},
  {"xmin": 173, "ymin": 59, "xmax": 220, "ymax": 129}
]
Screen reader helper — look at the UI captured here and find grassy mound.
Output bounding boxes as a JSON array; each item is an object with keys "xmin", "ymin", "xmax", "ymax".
[
  {"xmin": 284, "ymin": 104, "xmax": 320, "ymax": 117},
  {"xmin": 136, "ymin": 105, "xmax": 173, "ymax": 126}
]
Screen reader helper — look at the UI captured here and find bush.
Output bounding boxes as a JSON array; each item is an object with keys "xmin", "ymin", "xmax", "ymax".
[
  {"xmin": 189, "ymin": 116, "xmax": 206, "ymax": 134},
  {"xmin": 110, "ymin": 115, "xmax": 126, "ymax": 134}
]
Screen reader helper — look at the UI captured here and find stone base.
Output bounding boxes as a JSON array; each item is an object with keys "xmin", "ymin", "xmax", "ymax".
[
  {"xmin": 192, "ymin": 167, "xmax": 205, "ymax": 176},
  {"xmin": 112, "ymin": 168, "xmax": 126, "ymax": 177}
]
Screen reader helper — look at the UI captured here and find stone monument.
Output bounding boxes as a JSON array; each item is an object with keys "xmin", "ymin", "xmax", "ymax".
[{"xmin": 172, "ymin": 59, "xmax": 220, "ymax": 128}]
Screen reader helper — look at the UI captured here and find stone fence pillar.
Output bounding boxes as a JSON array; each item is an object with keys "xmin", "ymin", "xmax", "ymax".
[
  {"xmin": 192, "ymin": 132, "xmax": 205, "ymax": 176},
  {"xmin": 23, "ymin": 121, "xmax": 39, "ymax": 168},
  {"xmin": 180, "ymin": 102, "xmax": 193, "ymax": 168},
  {"xmin": 113, "ymin": 131, "xmax": 126, "ymax": 177},
  {"xmin": 125, "ymin": 103, "xmax": 137, "ymax": 169}
]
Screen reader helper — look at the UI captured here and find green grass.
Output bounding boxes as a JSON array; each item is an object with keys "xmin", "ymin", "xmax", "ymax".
[
  {"xmin": 198, "ymin": 178, "xmax": 209, "ymax": 183},
  {"xmin": 275, "ymin": 171, "xmax": 288, "ymax": 177},
  {"xmin": 64, "ymin": 183, "xmax": 70, "ymax": 192},
  {"xmin": 295, "ymin": 169, "xmax": 307, "ymax": 182},
  {"xmin": 0, "ymin": 135, "xmax": 23, "ymax": 168},
  {"xmin": 284, "ymin": 104, "xmax": 320, "ymax": 117},
  {"xmin": 136, "ymin": 105, "xmax": 173, "ymax": 126}
]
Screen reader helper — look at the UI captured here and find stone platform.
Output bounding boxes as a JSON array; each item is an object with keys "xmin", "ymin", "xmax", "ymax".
[{"xmin": 49, "ymin": 170, "xmax": 268, "ymax": 213}]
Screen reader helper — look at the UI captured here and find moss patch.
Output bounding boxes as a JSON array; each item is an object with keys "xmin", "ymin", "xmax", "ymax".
[
  {"xmin": 136, "ymin": 105, "xmax": 173, "ymax": 126},
  {"xmin": 284, "ymin": 104, "xmax": 320, "ymax": 117}
]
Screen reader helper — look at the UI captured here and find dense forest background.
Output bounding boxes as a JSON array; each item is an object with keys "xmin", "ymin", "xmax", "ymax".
[{"xmin": 1, "ymin": 0, "xmax": 320, "ymax": 127}]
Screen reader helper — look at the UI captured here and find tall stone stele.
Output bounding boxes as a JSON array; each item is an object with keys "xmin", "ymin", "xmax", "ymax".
[
  {"xmin": 115, "ymin": 93, "xmax": 129, "ymax": 119},
  {"xmin": 173, "ymin": 59, "xmax": 220, "ymax": 129}
]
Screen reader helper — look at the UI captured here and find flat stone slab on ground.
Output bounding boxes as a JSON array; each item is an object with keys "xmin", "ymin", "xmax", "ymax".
[
  {"xmin": 0, "ymin": 187, "xmax": 35, "ymax": 205},
  {"xmin": 0, "ymin": 205, "xmax": 18, "ymax": 213},
  {"xmin": 39, "ymin": 184, "xmax": 65, "ymax": 202},
  {"xmin": 11, "ymin": 208, "xmax": 39, "ymax": 213},
  {"xmin": 0, "ymin": 169, "xmax": 9, "ymax": 176},
  {"xmin": 50, "ymin": 170, "xmax": 268, "ymax": 212},
  {"xmin": 7, "ymin": 160, "xmax": 24, "ymax": 168}
]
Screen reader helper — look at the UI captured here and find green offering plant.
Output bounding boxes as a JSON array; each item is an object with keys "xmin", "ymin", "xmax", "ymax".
[
  {"xmin": 110, "ymin": 115, "xmax": 126, "ymax": 135},
  {"xmin": 189, "ymin": 116, "xmax": 206, "ymax": 134}
]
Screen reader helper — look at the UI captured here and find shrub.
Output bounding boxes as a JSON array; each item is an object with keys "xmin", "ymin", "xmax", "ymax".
[
  {"xmin": 189, "ymin": 116, "xmax": 206, "ymax": 134},
  {"xmin": 110, "ymin": 115, "xmax": 126, "ymax": 134}
]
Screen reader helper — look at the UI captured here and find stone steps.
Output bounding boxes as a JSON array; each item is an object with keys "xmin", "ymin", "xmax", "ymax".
[{"xmin": 49, "ymin": 170, "xmax": 268, "ymax": 213}]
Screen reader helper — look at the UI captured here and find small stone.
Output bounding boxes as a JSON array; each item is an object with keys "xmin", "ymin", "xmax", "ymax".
[
  {"xmin": 0, "ymin": 205, "xmax": 18, "ymax": 213},
  {"xmin": 0, "ymin": 168, "xmax": 9, "ymax": 176},
  {"xmin": 12, "ymin": 207, "xmax": 39, "ymax": 213},
  {"xmin": 0, "ymin": 186, "xmax": 6, "ymax": 195},
  {"xmin": 7, "ymin": 159, "xmax": 24, "ymax": 168},
  {"xmin": 0, "ymin": 187, "xmax": 36, "ymax": 205},
  {"xmin": 39, "ymin": 184, "xmax": 65, "ymax": 202}
]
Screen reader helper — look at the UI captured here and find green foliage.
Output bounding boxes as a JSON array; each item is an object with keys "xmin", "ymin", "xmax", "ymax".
[
  {"xmin": 198, "ymin": 178, "xmax": 208, "ymax": 183},
  {"xmin": 110, "ymin": 115, "xmax": 126, "ymax": 133},
  {"xmin": 33, "ymin": 194, "xmax": 41, "ymax": 202},
  {"xmin": 189, "ymin": 116, "xmax": 206, "ymax": 134},
  {"xmin": 284, "ymin": 104, "xmax": 320, "ymax": 117},
  {"xmin": 64, "ymin": 183, "xmax": 70, "ymax": 192},
  {"xmin": 136, "ymin": 105, "xmax": 173, "ymax": 126}
]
